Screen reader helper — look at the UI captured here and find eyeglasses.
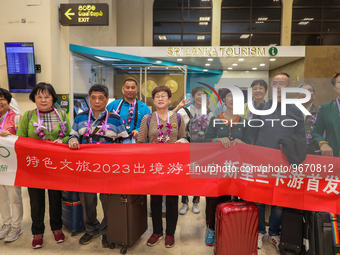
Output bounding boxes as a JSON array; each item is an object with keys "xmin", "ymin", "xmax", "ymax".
[
  {"xmin": 90, "ymin": 96, "xmax": 106, "ymax": 101},
  {"xmin": 154, "ymin": 94, "xmax": 168, "ymax": 99},
  {"xmin": 226, "ymin": 95, "xmax": 233, "ymax": 99},
  {"xmin": 36, "ymin": 95, "xmax": 52, "ymax": 100}
]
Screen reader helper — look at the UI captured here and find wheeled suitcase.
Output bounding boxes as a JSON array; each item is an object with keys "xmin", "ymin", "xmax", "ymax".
[
  {"xmin": 107, "ymin": 194, "xmax": 148, "ymax": 254},
  {"xmin": 214, "ymin": 201, "xmax": 258, "ymax": 255},
  {"xmin": 61, "ymin": 200, "xmax": 84, "ymax": 236},
  {"xmin": 279, "ymin": 208, "xmax": 304, "ymax": 255},
  {"xmin": 304, "ymin": 211, "xmax": 340, "ymax": 255}
]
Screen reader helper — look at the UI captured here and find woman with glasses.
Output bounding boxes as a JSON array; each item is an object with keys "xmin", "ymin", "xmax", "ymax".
[
  {"xmin": 138, "ymin": 85, "xmax": 187, "ymax": 249},
  {"xmin": 16, "ymin": 82, "xmax": 71, "ymax": 249},
  {"xmin": 203, "ymin": 88, "xmax": 251, "ymax": 246}
]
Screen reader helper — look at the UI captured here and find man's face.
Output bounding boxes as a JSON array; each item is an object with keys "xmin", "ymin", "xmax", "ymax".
[
  {"xmin": 271, "ymin": 74, "xmax": 291, "ymax": 102},
  {"xmin": 122, "ymin": 81, "xmax": 138, "ymax": 100},
  {"xmin": 89, "ymin": 91, "xmax": 108, "ymax": 112},
  {"xmin": 297, "ymin": 84, "xmax": 315, "ymax": 104}
]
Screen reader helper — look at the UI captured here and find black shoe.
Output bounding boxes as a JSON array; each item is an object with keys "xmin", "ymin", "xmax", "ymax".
[
  {"xmin": 79, "ymin": 233, "xmax": 100, "ymax": 245},
  {"xmin": 102, "ymin": 234, "xmax": 109, "ymax": 248}
]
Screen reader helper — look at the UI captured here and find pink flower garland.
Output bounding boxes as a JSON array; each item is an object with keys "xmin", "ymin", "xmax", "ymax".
[
  {"xmin": 156, "ymin": 111, "xmax": 172, "ymax": 143},
  {"xmin": 83, "ymin": 108, "xmax": 110, "ymax": 144}
]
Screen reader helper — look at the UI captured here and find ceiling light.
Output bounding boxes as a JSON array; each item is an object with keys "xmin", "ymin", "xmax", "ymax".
[
  {"xmin": 166, "ymin": 67, "xmax": 168, "ymax": 69},
  {"xmin": 240, "ymin": 34, "xmax": 249, "ymax": 39},
  {"xmin": 156, "ymin": 61, "xmax": 161, "ymax": 64},
  {"xmin": 232, "ymin": 63, "xmax": 238, "ymax": 66},
  {"xmin": 228, "ymin": 67, "xmax": 232, "ymax": 70},
  {"xmin": 199, "ymin": 22, "xmax": 208, "ymax": 25},
  {"xmin": 158, "ymin": 35, "xmax": 167, "ymax": 40},
  {"xmin": 238, "ymin": 58, "xmax": 244, "ymax": 61},
  {"xmin": 205, "ymin": 63, "xmax": 210, "ymax": 66},
  {"xmin": 273, "ymin": 0, "xmax": 279, "ymax": 2},
  {"xmin": 298, "ymin": 21, "xmax": 309, "ymax": 25},
  {"xmin": 270, "ymin": 58, "xmax": 276, "ymax": 61},
  {"xmin": 260, "ymin": 63, "xmax": 265, "ymax": 66},
  {"xmin": 197, "ymin": 36, "xmax": 205, "ymax": 40},
  {"xmin": 207, "ymin": 58, "xmax": 213, "ymax": 61},
  {"xmin": 177, "ymin": 58, "xmax": 183, "ymax": 61},
  {"xmin": 303, "ymin": 18, "xmax": 314, "ymax": 21},
  {"xmin": 94, "ymin": 56, "xmax": 121, "ymax": 61},
  {"xmin": 129, "ymin": 67, "xmax": 131, "ymax": 69},
  {"xmin": 258, "ymin": 17, "xmax": 268, "ymax": 21},
  {"xmin": 203, "ymin": 69, "xmax": 208, "ymax": 72},
  {"xmin": 199, "ymin": 17, "xmax": 210, "ymax": 21},
  {"xmin": 255, "ymin": 21, "xmax": 264, "ymax": 24},
  {"xmin": 252, "ymin": 68, "xmax": 257, "ymax": 70}
]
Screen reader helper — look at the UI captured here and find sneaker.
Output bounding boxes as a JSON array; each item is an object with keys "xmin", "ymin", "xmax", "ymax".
[
  {"xmin": 0, "ymin": 225, "xmax": 11, "ymax": 239},
  {"xmin": 79, "ymin": 232, "xmax": 100, "ymax": 245},
  {"xmin": 4, "ymin": 228, "xmax": 22, "ymax": 242},
  {"xmin": 257, "ymin": 233, "xmax": 264, "ymax": 249},
  {"xmin": 147, "ymin": 233, "xmax": 163, "ymax": 246},
  {"xmin": 102, "ymin": 234, "xmax": 109, "ymax": 248},
  {"xmin": 192, "ymin": 203, "xmax": 200, "ymax": 214},
  {"xmin": 205, "ymin": 228, "xmax": 215, "ymax": 246},
  {"xmin": 269, "ymin": 235, "xmax": 280, "ymax": 250},
  {"xmin": 165, "ymin": 235, "xmax": 175, "ymax": 248},
  {"xmin": 179, "ymin": 204, "xmax": 189, "ymax": 215},
  {"xmin": 52, "ymin": 229, "xmax": 65, "ymax": 243},
  {"xmin": 32, "ymin": 234, "xmax": 43, "ymax": 249}
]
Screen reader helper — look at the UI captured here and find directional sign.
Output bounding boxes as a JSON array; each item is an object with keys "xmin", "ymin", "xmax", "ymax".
[{"xmin": 59, "ymin": 4, "xmax": 109, "ymax": 26}]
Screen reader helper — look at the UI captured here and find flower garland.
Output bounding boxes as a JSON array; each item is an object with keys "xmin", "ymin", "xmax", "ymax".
[
  {"xmin": 115, "ymin": 99, "xmax": 136, "ymax": 130},
  {"xmin": 33, "ymin": 107, "xmax": 67, "ymax": 141},
  {"xmin": 156, "ymin": 111, "xmax": 172, "ymax": 143},
  {"xmin": 83, "ymin": 108, "xmax": 110, "ymax": 144},
  {"xmin": 190, "ymin": 114, "xmax": 209, "ymax": 137}
]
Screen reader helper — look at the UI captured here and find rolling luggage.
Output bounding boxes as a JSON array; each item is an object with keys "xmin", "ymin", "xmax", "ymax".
[
  {"xmin": 107, "ymin": 194, "xmax": 148, "ymax": 254},
  {"xmin": 279, "ymin": 208, "xmax": 304, "ymax": 255},
  {"xmin": 303, "ymin": 211, "xmax": 340, "ymax": 255},
  {"xmin": 61, "ymin": 200, "xmax": 84, "ymax": 236},
  {"xmin": 214, "ymin": 201, "xmax": 258, "ymax": 255}
]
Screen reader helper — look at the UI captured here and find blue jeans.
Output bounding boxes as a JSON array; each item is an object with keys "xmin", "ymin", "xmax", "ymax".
[
  {"xmin": 257, "ymin": 203, "xmax": 282, "ymax": 236},
  {"xmin": 181, "ymin": 196, "xmax": 200, "ymax": 204}
]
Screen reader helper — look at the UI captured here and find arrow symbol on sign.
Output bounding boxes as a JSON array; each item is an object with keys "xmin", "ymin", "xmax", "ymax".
[{"xmin": 65, "ymin": 8, "xmax": 75, "ymax": 20}]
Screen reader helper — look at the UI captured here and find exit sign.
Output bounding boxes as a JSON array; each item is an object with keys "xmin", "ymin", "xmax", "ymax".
[{"xmin": 59, "ymin": 4, "xmax": 109, "ymax": 26}]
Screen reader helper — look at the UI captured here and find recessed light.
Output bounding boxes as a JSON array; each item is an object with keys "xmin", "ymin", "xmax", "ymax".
[
  {"xmin": 203, "ymin": 69, "xmax": 208, "ymax": 72},
  {"xmin": 207, "ymin": 58, "xmax": 213, "ymax": 61},
  {"xmin": 199, "ymin": 17, "xmax": 210, "ymax": 21},
  {"xmin": 255, "ymin": 21, "xmax": 264, "ymax": 24},
  {"xmin": 258, "ymin": 17, "xmax": 268, "ymax": 21},
  {"xmin": 298, "ymin": 21, "xmax": 309, "ymax": 25},
  {"xmin": 129, "ymin": 67, "xmax": 131, "ymax": 69},
  {"xmin": 238, "ymin": 58, "xmax": 244, "ymax": 61},
  {"xmin": 197, "ymin": 36, "xmax": 205, "ymax": 40},
  {"xmin": 240, "ymin": 34, "xmax": 249, "ymax": 39},
  {"xmin": 205, "ymin": 63, "xmax": 210, "ymax": 66},
  {"xmin": 232, "ymin": 64, "xmax": 238, "ymax": 66},
  {"xmin": 228, "ymin": 67, "xmax": 233, "ymax": 70},
  {"xmin": 158, "ymin": 36, "xmax": 167, "ymax": 40},
  {"xmin": 199, "ymin": 22, "xmax": 208, "ymax": 25},
  {"xmin": 270, "ymin": 58, "xmax": 276, "ymax": 61},
  {"xmin": 177, "ymin": 58, "xmax": 183, "ymax": 61},
  {"xmin": 303, "ymin": 18, "xmax": 314, "ymax": 21},
  {"xmin": 252, "ymin": 68, "xmax": 257, "ymax": 70},
  {"xmin": 156, "ymin": 61, "xmax": 161, "ymax": 64},
  {"xmin": 260, "ymin": 63, "xmax": 265, "ymax": 66},
  {"xmin": 166, "ymin": 67, "xmax": 168, "ymax": 69}
]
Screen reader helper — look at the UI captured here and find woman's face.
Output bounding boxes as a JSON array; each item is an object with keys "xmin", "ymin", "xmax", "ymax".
[
  {"xmin": 0, "ymin": 96, "xmax": 10, "ymax": 116},
  {"xmin": 224, "ymin": 92, "xmax": 233, "ymax": 110},
  {"xmin": 252, "ymin": 84, "xmax": 267, "ymax": 101},
  {"xmin": 153, "ymin": 91, "xmax": 171, "ymax": 110},
  {"xmin": 334, "ymin": 75, "xmax": 340, "ymax": 97},
  {"xmin": 193, "ymin": 89, "xmax": 205, "ymax": 106},
  {"xmin": 35, "ymin": 90, "xmax": 53, "ymax": 112}
]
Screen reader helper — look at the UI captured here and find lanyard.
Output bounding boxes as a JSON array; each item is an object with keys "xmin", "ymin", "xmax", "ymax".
[{"xmin": 0, "ymin": 110, "xmax": 9, "ymax": 132}]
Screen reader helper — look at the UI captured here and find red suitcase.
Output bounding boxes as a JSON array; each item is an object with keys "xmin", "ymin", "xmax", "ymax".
[{"xmin": 214, "ymin": 201, "xmax": 259, "ymax": 255}]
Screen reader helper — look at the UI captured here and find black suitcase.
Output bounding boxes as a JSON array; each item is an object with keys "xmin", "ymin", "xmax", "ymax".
[
  {"xmin": 61, "ymin": 200, "xmax": 84, "ymax": 236},
  {"xmin": 107, "ymin": 194, "xmax": 148, "ymax": 254},
  {"xmin": 279, "ymin": 208, "xmax": 304, "ymax": 255},
  {"xmin": 304, "ymin": 211, "xmax": 340, "ymax": 255}
]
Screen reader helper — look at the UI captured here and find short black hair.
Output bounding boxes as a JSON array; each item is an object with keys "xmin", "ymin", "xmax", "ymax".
[
  {"xmin": 29, "ymin": 82, "xmax": 58, "ymax": 104},
  {"xmin": 221, "ymin": 89, "xmax": 232, "ymax": 101},
  {"xmin": 251, "ymin": 79, "xmax": 268, "ymax": 92},
  {"xmin": 331, "ymin": 72, "xmax": 340, "ymax": 86},
  {"xmin": 0, "ymin": 88, "xmax": 12, "ymax": 104},
  {"xmin": 152, "ymin": 85, "xmax": 172, "ymax": 99},
  {"xmin": 274, "ymin": 72, "xmax": 291, "ymax": 84},
  {"xmin": 88, "ymin": 84, "xmax": 109, "ymax": 98},
  {"xmin": 123, "ymin": 79, "xmax": 138, "ymax": 86}
]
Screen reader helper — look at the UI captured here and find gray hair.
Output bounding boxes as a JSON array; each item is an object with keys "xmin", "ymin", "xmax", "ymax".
[{"xmin": 298, "ymin": 82, "xmax": 316, "ymax": 93}]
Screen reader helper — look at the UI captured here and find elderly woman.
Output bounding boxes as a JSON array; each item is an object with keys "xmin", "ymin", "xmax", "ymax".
[
  {"xmin": 17, "ymin": 82, "xmax": 71, "ymax": 249},
  {"xmin": 0, "ymin": 88, "xmax": 23, "ymax": 243},
  {"xmin": 203, "ymin": 88, "xmax": 251, "ymax": 246},
  {"xmin": 312, "ymin": 72, "xmax": 340, "ymax": 157},
  {"xmin": 137, "ymin": 85, "xmax": 187, "ymax": 249}
]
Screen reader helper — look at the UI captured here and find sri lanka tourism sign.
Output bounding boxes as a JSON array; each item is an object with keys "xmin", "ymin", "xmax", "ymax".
[{"xmin": 59, "ymin": 4, "xmax": 109, "ymax": 26}]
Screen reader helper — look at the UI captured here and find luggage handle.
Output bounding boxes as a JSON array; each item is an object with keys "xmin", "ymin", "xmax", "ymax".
[
  {"xmin": 329, "ymin": 213, "xmax": 340, "ymax": 254},
  {"xmin": 120, "ymin": 195, "xmax": 127, "ymax": 204}
]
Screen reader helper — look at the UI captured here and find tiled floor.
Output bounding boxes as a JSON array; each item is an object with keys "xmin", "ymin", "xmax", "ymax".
[{"xmin": 0, "ymin": 188, "xmax": 284, "ymax": 254}]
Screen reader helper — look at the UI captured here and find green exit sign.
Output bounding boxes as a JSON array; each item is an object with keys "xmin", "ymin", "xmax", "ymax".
[{"xmin": 59, "ymin": 4, "xmax": 109, "ymax": 26}]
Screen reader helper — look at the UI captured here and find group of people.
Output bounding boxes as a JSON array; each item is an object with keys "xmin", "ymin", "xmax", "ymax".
[{"xmin": 0, "ymin": 71, "xmax": 339, "ymax": 252}]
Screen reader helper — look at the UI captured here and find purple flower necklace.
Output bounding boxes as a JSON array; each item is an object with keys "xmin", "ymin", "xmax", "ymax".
[
  {"xmin": 33, "ymin": 107, "xmax": 67, "ymax": 140},
  {"xmin": 83, "ymin": 108, "xmax": 110, "ymax": 144},
  {"xmin": 192, "ymin": 105, "xmax": 209, "ymax": 135},
  {"xmin": 156, "ymin": 111, "xmax": 172, "ymax": 143},
  {"xmin": 115, "ymin": 99, "xmax": 136, "ymax": 130},
  {"xmin": 0, "ymin": 110, "xmax": 9, "ymax": 132}
]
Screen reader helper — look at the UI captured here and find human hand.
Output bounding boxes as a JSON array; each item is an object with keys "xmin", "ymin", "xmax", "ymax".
[
  {"xmin": 177, "ymin": 99, "xmax": 191, "ymax": 109},
  {"xmin": 131, "ymin": 130, "xmax": 139, "ymax": 139},
  {"xmin": 233, "ymin": 138, "xmax": 243, "ymax": 146},
  {"xmin": 218, "ymin": 137, "xmax": 231, "ymax": 148},
  {"xmin": 0, "ymin": 130, "xmax": 11, "ymax": 137},
  {"xmin": 320, "ymin": 143, "xmax": 333, "ymax": 157},
  {"xmin": 69, "ymin": 138, "xmax": 80, "ymax": 150},
  {"xmin": 53, "ymin": 139, "xmax": 63, "ymax": 144}
]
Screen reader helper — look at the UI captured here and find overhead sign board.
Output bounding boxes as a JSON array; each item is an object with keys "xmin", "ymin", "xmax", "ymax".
[{"xmin": 59, "ymin": 4, "xmax": 109, "ymax": 26}]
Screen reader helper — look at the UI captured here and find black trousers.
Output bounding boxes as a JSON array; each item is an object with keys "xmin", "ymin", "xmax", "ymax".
[
  {"xmin": 208, "ymin": 195, "xmax": 231, "ymax": 230},
  {"xmin": 28, "ymin": 188, "xmax": 62, "ymax": 235},
  {"xmin": 151, "ymin": 195, "xmax": 178, "ymax": 236}
]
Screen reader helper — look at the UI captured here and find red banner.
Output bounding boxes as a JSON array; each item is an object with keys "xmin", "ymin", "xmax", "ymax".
[{"xmin": 1, "ymin": 136, "xmax": 340, "ymax": 213}]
